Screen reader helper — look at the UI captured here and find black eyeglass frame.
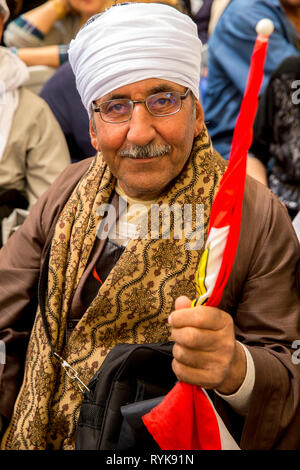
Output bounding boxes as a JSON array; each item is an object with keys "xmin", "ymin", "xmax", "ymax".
[{"xmin": 92, "ymin": 88, "xmax": 191, "ymax": 124}]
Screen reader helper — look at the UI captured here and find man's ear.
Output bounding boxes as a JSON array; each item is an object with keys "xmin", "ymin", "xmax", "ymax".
[
  {"xmin": 193, "ymin": 100, "xmax": 204, "ymax": 138},
  {"xmin": 89, "ymin": 116, "xmax": 100, "ymax": 151}
]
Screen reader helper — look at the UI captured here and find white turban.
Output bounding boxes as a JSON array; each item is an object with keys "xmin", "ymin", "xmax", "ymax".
[
  {"xmin": 0, "ymin": 0, "xmax": 9, "ymax": 22},
  {"xmin": 68, "ymin": 3, "xmax": 202, "ymax": 116}
]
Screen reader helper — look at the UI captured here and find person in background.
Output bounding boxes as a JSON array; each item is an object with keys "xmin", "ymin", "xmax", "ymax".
[
  {"xmin": 247, "ymin": 55, "xmax": 300, "ymax": 221},
  {"xmin": 40, "ymin": 61, "xmax": 95, "ymax": 162},
  {"xmin": 191, "ymin": 0, "xmax": 231, "ymax": 44},
  {"xmin": 0, "ymin": 0, "xmax": 71, "ymax": 245},
  {"xmin": 207, "ymin": 0, "xmax": 230, "ymax": 35},
  {"xmin": 204, "ymin": 0, "xmax": 300, "ymax": 159},
  {"xmin": 3, "ymin": 0, "xmax": 108, "ymax": 68},
  {"xmin": 190, "ymin": 0, "xmax": 213, "ymax": 43},
  {"xmin": 6, "ymin": 1, "xmax": 45, "ymax": 20}
]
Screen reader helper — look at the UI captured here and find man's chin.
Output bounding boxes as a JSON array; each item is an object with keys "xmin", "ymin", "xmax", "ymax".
[{"xmin": 118, "ymin": 181, "xmax": 165, "ymax": 201}]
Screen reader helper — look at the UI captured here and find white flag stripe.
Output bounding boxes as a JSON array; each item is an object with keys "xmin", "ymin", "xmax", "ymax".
[{"xmin": 197, "ymin": 226, "xmax": 230, "ymax": 304}]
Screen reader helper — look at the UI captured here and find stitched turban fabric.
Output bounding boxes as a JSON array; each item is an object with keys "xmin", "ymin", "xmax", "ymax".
[{"xmin": 68, "ymin": 2, "xmax": 202, "ymax": 116}]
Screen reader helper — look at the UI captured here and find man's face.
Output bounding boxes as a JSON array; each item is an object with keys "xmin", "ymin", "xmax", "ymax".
[{"xmin": 90, "ymin": 78, "xmax": 204, "ymax": 200}]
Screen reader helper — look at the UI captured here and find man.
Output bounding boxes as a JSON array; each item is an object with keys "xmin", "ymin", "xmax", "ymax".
[
  {"xmin": 204, "ymin": 0, "xmax": 300, "ymax": 159},
  {"xmin": 0, "ymin": 3, "xmax": 299, "ymax": 450}
]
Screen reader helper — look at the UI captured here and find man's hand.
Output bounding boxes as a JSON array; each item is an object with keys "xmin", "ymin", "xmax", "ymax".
[{"xmin": 168, "ymin": 296, "xmax": 247, "ymax": 395}]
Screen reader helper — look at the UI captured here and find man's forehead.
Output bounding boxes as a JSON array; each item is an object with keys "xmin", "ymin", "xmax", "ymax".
[{"xmin": 97, "ymin": 78, "xmax": 186, "ymax": 102}]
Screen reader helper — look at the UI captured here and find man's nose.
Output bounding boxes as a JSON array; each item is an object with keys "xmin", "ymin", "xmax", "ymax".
[{"xmin": 126, "ymin": 103, "xmax": 156, "ymax": 146}]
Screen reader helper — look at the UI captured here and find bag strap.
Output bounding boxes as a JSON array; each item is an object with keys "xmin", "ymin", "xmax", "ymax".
[{"xmin": 37, "ymin": 242, "xmax": 91, "ymax": 394}]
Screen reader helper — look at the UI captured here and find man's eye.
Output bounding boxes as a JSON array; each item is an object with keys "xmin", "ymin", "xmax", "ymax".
[
  {"xmin": 156, "ymin": 98, "xmax": 170, "ymax": 105},
  {"xmin": 151, "ymin": 94, "xmax": 175, "ymax": 108},
  {"xmin": 111, "ymin": 103, "xmax": 125, "ymax": 112},
  {"xmin": 104, "ymin": 102, "xmax": 128, "ymax": 114},
  {"xmin": 154, "ymin": 97, "xmax": 171, "ymax": 105}
]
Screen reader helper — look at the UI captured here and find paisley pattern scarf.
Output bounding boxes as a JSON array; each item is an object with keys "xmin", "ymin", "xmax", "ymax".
[{"xmin": 1, "ymin": 127, "xmax": 226, "ymax": 450}]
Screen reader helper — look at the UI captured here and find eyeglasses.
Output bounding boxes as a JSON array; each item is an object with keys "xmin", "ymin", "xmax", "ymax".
[{"xmin": 92, "ymin": 89, "xmax": 190, "ymax": 124}]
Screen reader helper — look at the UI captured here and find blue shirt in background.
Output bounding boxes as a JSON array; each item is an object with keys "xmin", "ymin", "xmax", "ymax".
[
  {"xmin": 40, "ymin": 62, "xmax": 95, "ymax": 163},
  {"xmin": 204, "ymin": 0, "xmax": 300, "ymax": 159}
]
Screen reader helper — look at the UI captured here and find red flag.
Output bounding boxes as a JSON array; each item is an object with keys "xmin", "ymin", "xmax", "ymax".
[
  {"xmin": 205, "ymin": 26, "xmax": 272, "ymax": 307},
  {"xmin": 143, "ymin": 20, "xmax": 274, "ymax": 450},
  {"xmin": 143, "ymin": 382, "xmax": 221, "ymax": 450}
]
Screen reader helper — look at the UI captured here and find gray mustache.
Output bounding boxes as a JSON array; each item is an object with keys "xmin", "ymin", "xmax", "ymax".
[{"xmin": 118, "ymin": 144, "xmax": 171, "ymax": 159}]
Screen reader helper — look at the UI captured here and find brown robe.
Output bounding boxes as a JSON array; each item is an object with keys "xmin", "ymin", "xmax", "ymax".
[{"xmin": 0, "ymin": 157, "xmax": 299, "ymax": 450}]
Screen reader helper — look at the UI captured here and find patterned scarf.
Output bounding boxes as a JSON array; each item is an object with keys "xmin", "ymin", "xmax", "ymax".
[{"xmin": 1, "ymin": 127, "xmax": 226, "ymax": 450}]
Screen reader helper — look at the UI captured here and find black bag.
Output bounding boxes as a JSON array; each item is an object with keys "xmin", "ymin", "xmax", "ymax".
[{"xmin": 75, "ymin": 342, "xmax": 177, "ymax": 450}]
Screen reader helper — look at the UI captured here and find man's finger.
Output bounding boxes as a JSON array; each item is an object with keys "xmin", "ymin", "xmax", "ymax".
[
  {"xmin": 174, "ymin": 295, "xmax": 192, "ymax": 310},
  {"xmin": 172, "ymin": 342, "xmax": 221, "ymax": 367},
  {"xmin": 170, "ymin": 326, "xmax": 224, "ymax": 351},
  {"xmin": 171, "ymin": 358, "xmax": 227, "ymax": 389},
  {"xmin": 168, "ymin": 305, "xmax": 229, "ymax": 331}
]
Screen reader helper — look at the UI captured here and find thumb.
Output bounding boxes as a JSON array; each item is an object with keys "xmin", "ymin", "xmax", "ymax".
[{"xmin": 174, "ymin": 295, "xmax": 192, "ymax": 310}]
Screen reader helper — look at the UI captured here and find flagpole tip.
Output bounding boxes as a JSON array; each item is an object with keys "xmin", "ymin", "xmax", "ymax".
[{"xmin": 256, "ymin": 18, "xmax": 274, "ymax": 37}]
